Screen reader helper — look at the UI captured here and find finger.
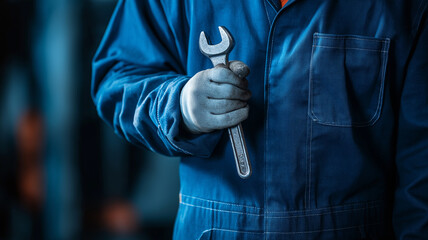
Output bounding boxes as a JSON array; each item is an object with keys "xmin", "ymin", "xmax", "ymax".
[
  {"xmin": 207, "ymin": 67, "xmax": 248, "ymax": 90},
  {"xmin": 207, "ymin": 82, "xmax": 251, "ymax": 100},
  {"xmin": 206, "ymin": 99, "xmax": 248, "ymax": 115},
  {"xmin": 209, "ymin": 105, "xmax": 250, "ymax": 129},
  {"xmin": 229, "ymin": 61, "xmax": 250, "ymax": 79}
]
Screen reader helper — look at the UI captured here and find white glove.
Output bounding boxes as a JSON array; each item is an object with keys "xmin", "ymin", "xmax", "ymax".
[{"xmin": 180, "ymin": 61, "xmax": 251, "ymax": 134}]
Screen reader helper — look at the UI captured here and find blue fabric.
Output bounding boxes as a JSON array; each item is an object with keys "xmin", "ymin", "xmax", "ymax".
[{"xmin": 92, "ymin": 0, "xmax": 428, "ymax": 239}]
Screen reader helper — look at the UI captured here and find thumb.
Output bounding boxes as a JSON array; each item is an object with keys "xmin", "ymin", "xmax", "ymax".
[{"xmin": 229, "ymin": 61, "xmax": 250, "ymax": 79}]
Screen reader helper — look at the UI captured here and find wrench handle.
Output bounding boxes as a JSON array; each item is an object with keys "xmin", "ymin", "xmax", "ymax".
[
  {"xmin": 228, "ymin": 124, "xmax": 252, "ymax": 179},
  {"xmin": 204, "ymin": 40, "xmax": 251, "ymax": 179}
]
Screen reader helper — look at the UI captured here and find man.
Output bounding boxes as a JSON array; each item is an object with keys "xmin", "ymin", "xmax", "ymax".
[{"xmin": 92, "ymin": 0, "xmax": 428, "ymax": 239}]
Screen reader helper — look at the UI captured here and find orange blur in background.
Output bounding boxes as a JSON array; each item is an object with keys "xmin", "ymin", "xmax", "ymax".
[{"xmin": 0, "ymin": 1, "xmax": 179, "ymax": 239}]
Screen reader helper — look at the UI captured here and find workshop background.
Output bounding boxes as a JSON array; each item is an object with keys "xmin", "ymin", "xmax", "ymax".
[{"xmin": 0, "ymin": 0, "xmax": 180, "ymax": 239}]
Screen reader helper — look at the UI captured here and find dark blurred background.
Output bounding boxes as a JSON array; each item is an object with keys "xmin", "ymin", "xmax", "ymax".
[{"xmin": 0, "ymin": 0, "xmax": 180, "ymax": 239}]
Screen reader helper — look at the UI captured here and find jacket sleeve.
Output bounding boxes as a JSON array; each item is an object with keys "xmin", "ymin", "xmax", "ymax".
[
  {"xmin": 393, "ymin": 12, "xmax": 428, "ymax": 239},
  {"xmin": 91, "ymin": 0, "xmax": 223, "ymax": 157}
]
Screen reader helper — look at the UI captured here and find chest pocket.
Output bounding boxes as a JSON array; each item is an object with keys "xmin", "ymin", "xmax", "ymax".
[{"xmin": 309, "ymin": 33, "xmax": 390, "ymax": 127}]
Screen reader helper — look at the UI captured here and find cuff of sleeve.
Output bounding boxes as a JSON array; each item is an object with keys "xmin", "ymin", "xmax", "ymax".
[{"xmin": 156, "ymin": 76, "xmax": 224, "ymax": 158}]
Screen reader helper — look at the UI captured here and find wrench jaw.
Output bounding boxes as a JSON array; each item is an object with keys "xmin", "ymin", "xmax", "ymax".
[{"xmin": 199, "ymin": 26, "xmax": 235, "ymax": 65}]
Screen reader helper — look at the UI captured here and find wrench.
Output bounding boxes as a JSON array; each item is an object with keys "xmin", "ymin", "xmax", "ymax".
[{"xmin": 199, "ymin": 26, "xmax": 252, "ymax": 179}]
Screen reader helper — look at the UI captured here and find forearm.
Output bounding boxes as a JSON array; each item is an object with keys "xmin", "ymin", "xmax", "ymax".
[{"xmin": 91, "ymin": 0, "xmax": 223, "ymax": 157}]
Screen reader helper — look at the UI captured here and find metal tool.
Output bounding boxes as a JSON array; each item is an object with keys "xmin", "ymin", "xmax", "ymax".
[{"xmin": 199, "ymin": 26, "xmax": 252, "ymax": 179}]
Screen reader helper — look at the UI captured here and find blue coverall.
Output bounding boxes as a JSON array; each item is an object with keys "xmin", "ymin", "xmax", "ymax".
[{"xmin": 92, "ymin": 0, "xmax": 428, "ymax": 239}]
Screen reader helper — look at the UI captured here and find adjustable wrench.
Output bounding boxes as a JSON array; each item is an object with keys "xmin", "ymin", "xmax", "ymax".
[{"xmin": 199, "ymin": 26, "xmax": 252, "ymax": 179}]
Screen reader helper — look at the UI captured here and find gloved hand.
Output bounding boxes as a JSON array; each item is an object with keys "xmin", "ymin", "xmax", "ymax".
[{"xmin": 180, "ymin": 61, "xmax": 251, "ymax": 134}]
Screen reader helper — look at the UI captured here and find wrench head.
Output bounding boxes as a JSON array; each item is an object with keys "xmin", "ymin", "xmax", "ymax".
[{"xmin": 199, "ymin": 26, "xmax": 234, "ymax": 58}]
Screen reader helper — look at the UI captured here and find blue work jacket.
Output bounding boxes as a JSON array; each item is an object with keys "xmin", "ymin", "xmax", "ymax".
[{"xmin": 92, "ymin": 0, "xmax": 428, "ymax": 239}]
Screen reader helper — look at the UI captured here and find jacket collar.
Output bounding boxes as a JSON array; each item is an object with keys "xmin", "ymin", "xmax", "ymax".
[{"xmin": 266, "ymin": 0, "xmax": 299, "ymax": 12}]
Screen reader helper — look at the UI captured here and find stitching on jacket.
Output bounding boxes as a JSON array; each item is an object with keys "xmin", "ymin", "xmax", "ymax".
[
  {"xmin": 372, "ymin": 45, "xmax": 389, "ymax": 126},
  {"xmin": 312, "ymin": 42, "xmax": 389, "ymax": 126},
  {"xmin": 199, "ymin": 228, "xmax": 263, "ymax": 238},
  {"xmin": 202, "ymin": 222, "xmax": 382, "ymax": 234},
  {"xmin": 180, "ymin": 201, "xmax": 382, "ymax": 219},
  {"xmin": 271, "ymin": 222, "xmax": 383, "ymax": 234},
  {"xmin": 263, "ymin": 0, "xmax": 272, "ymax": 26},
  {"xmin": 313, "ymin": 34, "xmax": 389, "ymax": 43},
  {"xmin": 308, "ymin": 40, "xmax": 315, "ymax": 204},
  {"xmin": 306, "ymin": 37, "xmax": 317, "ymax": 210},
  {"xmin": 307, "ymin": 45, "xmax": 315, "ymax": 206},
  {"xmin": 180, "ymin": 202, "xmax": 264, "ymax": 216},
  {"xmin": 181, "ymin": 194, "xmax": 262, "ymax": 210},
  {"xmin": 181, "ymin": 193, "xmax": 383, "ymax": 214},
  {"xmin": 309, "ymin": 44, "xmax": 319, "ymax": 122},
  {"xmin": 269, "ymin": 0, "xmax": 280, "ymax": 10},
  {"xmin": 312, "ymin": 45, "xmax": 388, "ymax": 53},
  {"xmin": 265, "ymin": 200, "xmax": 383, "ymax": 213},
  {"xmin": 308, "ymin": 38, "xmax": 389, "ymax": 127},
  {"xmin": 305, "ymin": 44, "xmax": 318, "ymax": 208},
  {"xmin": 265, "ymin": 204, "xmax": 379, "ymax": 218},
  {"xmin": 264, "ymin": 16, "xmax": 280, "ymax": 237}
]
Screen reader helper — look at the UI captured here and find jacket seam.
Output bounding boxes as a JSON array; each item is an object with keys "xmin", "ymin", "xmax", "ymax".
[
  {"xmin": 180, "ymin": 193, "xmax": 384, "ymax": 214},
  {"xmin": 314, "ymin": 34, "xmax": 389, "ymax": 43},
  {"xmin": 181, "ymin": 194, "xmax": 263, "ymax": 210},
  {"xmin": 197, "ymin": 223, "xmax": 383, "ymax": 235},
  {"xmin": 263, "ymin": 0, "xmax": 272, "ymax": 26},
  {"xmin": 264, "ymin": 12, "xmax": 279, "ymax": 237},
  {"xmin": 180, "ymin": 202, "xmax": 263, "ymax": 216},
  {"xmin": 265, "ymin": 205, "xmax": 380, "ymax": 218},
  {"xmin": 312, "ymin": 45, "xmax": 388, "ymax": 53},
  {"xmin": 265, "ymin": 199, "xmax": 383, "ymax": 213},
  {"xmin": 180, "ymin": 201, "xmax": 381, "ymax": 218},
  {"xmin": 266, "ymin": 0, "xmax": 280, "ymax": 10},
  {"xmin": 307, "ymin": 41, "xmax": 316, "ymax": 209}
]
